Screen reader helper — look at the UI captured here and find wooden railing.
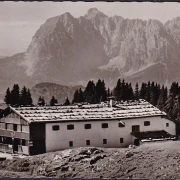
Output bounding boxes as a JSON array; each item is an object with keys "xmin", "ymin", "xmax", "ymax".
[{"xmin": 0, "ymin": 129, "xmax": 29, "ymax": 140}]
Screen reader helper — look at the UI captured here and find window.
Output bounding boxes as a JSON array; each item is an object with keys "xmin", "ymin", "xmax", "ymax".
[
  {"xmin": 13, "ymin": 124, "xmax": 17, "ymax": 131},
  {"xmin": 119, "ymin": 122, "xmax": 125, "ymax": 127},
  {"xmin": 0, "ymin": 123, "xmax": 5, "ymax": 129},
  {"xmin": 67, "ymin": 124, "xmax": 74, "ymax": 130},
  {"xmin": 52, "ymin": 125, "xmax": 60, "ymax": 131},
  {"xmin": 5, "ymin": 124, "xmax": 13, "ymax": 130},
  {"xmin": 144, "ymin": 121, "xmax": 150, "ymax": 126},
  {"xmin": 132, "ymin": 125, "xmax": 140, "ymax": 132},
  {"xmin": 21, "ymin": 125, "xmax": 29, "ymax": 133},
  {"xmin": 166, "ymin": 123, "xmax": 169, "ymax": 127},
  {"xmin": 103, "ymin": 139, "xmax": 107, "ymax": 144},
  {"xmin": 120, "ymin": 138, "xmax": 124, "ymax": 143},
  {"xmin": 102, "ymin": 123, "xmax": 108, "ymax": 128},
  {"xmin": 69, "ymin": 141, "xmax": 73, "ymax": 147},
  {"xmin": 86, "ymin": 140, "xmax": 90, "ymax": 146},
  {"xmin": 84, "ymin": 124, "xmax": 91, "ymax": 129}
]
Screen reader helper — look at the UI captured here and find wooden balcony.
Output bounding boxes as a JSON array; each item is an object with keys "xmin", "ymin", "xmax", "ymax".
[{"xmin": 0, "ymin": 129, "xmax": 29, "ymax": 140}]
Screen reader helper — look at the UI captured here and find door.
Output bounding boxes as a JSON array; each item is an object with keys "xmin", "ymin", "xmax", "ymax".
[
  {"xmin": 134, "ymin": 139, "xmax": 140, "ymax": 146},
  {"xmin": 13, "ymin": 138, "xmax": 19, "ymax": 152}
]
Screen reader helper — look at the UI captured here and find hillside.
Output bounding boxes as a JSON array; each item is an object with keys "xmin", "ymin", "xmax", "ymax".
[
  {"xmin": 0, "ymin": 141, "xmax": 180, "ymax": 178},
  {"xmin": 31, "ymin": 82, "xmax": 84, "ymax": 104}
]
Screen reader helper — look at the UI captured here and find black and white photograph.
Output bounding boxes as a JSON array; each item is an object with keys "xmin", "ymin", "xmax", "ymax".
[{"xmin": 0, "ymin": 1, "xmax": 180, "ymax": 178}]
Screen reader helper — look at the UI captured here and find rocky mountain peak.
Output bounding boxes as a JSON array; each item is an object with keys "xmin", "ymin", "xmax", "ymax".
[
  {"xmin": 164, "ymin": 16, "xmax": 180, "ymax": 46},
  {"xmin": 85, "ymin": 8, "xmax": 107, "ymax": 20},
  {"xmin": 165, "ymin": 16, "xmax": 180, "ymax": 25}
]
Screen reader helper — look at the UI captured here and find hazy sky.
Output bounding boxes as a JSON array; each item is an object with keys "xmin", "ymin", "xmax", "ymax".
[{"xmin": 1, "ymin": 1, "xmax": 180, "ymax": 56}]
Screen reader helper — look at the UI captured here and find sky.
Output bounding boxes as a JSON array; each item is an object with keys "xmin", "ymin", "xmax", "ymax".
[{"xmin": 1, "ymin": 1, "xmax": 180, "ymax": 56}]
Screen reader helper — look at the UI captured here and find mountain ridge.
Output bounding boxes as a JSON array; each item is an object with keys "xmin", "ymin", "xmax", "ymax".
[{"xmin": 1, "ymin": 8, "xmax": 180, "ymax": 95}]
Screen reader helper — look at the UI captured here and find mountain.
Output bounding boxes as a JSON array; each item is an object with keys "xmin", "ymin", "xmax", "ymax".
[
  {"xmin": 23, "ymin": 12, "xmax": 108, "ymax": 85},
  {"xmin": 0, "ymin": 56, "xmax": 6, "ymax": 59},
  {"xmin": 86, "ymin": 9, "xmax": 180, "ymax": 85},
  {"xmin": 0, "ymin": 53, "xmax": 33, "ymax": 95},
  {"xmin": 31, "ymin": 82, "xmax": 84, "ymax": 104},
  {"xmin": 1, "ymin": 8, "xmax": 180, "ymax": 96}
]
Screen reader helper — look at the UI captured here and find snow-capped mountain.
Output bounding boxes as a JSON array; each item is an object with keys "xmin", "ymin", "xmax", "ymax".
[{"xmin": 1, "ymin": 8, "xmax": 180, "ymax": 95}]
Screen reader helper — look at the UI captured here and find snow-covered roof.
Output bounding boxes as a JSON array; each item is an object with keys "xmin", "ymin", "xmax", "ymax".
[{"xmin": 10, "ymin": 99, "xmax": 166, "ymax": 123}]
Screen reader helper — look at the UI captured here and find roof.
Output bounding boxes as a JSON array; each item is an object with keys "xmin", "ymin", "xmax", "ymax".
[
  {"xmin": 131, "ymin": 130, "xmax": 175, "ymax": 141},
  {"xmin": 8, "ymin": 99, "xmax": 166, "ymax": 123}
]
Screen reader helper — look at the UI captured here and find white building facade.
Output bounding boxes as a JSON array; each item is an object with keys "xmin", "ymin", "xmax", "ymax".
[{"xmin": 45, "ymin": 116, "xmax": 175, "ymax": 152}]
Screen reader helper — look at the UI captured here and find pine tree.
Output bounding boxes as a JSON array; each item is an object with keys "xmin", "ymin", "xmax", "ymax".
[
  {"xmin": 145, "ymin": 81, "xmax": 151, "ymax": 102},
  {"xmin": 164, "ymin": 93, "xmax": 174, "ymax": 118},
  {"xmin": 101, "ymin": 80, "xmax": 107, "ymax": 102},
  {"xmin": 19, "ymin": 87, "xmax": 33, "ymax": 106},
  {"xmin": 95, "ymin": 79, "xmax": 102, "ymax": 103},
  {"xmin": 128, "ymin": 83, "xmax": 134, "ymax": 100},
  {"xmin": 38, "ymin": 96, "xmax": 45, "ymax": 106},
  {"xmin": 150, "ymin": 91, "xmax": 156, "ymax": 105},
  {"xmin": 140, "ymin": 82, "xmax": 147, "ymax": 99},
  {"xmin": 113, "ymin": 79, "xmax": 121, "ymax": 101},
  {"xmin": 164, "ymin": 87, "xmax": 168, "ymax": 103},
  {"xmin": 121, "ymin": 79, "xmax": 126, "ymax": 101},
  {"xmin": 26, "ymin": 89, "xmax": 33, "ymax": 106},
  {"xmin": 84, "ymin": 81, "xmax": 95, "ymax": 103},
  {"xmin": 134, "ymin": 83, "xmax": 139, "ymax": 100},
  {"xmin": 11, "ymin": 84, "xmax": 20, "ymax": 106},
  {"xmin": 169, "ymin": 82, "xmax": 179, "ymax": 98},
  {"xmin": 72, "ymin": 90, "xmax": 79, "ymax": 104},
  {"xmin": 157, "ymin": 88, "xmax": 165, "ymax": 110},
  {"xmin": 156, "ymin": 84, "xmax": 161, "ymax": 105},
  {"xmin": 20, "ymin": 86, "xmax": 27, "ymax": 106},
  {"xmin": 171, "ymin": 95, "xmax": 180, "ymax": 120},
  {"xmin": 4, "ymin": 87, "xmax": 11, "ymax": 104},
  {"xmin": 153, "ymin": 83, "xmax": 158, "ymax": 105},
  {"xmin": 64, "ymin": 97, "xmax": 70, "ymax": 106},
  {"xmin": 123, "ymin": 83, "xmax": 128, "ymax": 101},
  {"xmin": 79, "ymin": 88, "xmax": 84, "ymax": 103},
  {"xmin": 94, "ymin": 79, "xmax": 107, "ymax": 103},
  {"xmin": 50, "ymin": 96, "xmax": 58, "ymax": 106}
]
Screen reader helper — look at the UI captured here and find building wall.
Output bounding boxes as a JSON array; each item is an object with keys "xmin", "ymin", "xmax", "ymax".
[
  {"xmin": 0, "ymin": 111, "xmax": 30, "ymax": 155},
  {"xmin": 45, "ymin": 116, "xmax": 176, "ymax": 152}
]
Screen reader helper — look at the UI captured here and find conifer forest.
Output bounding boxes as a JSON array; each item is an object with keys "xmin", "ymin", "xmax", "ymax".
[{"xmin": 4, "ymin": 79, "xmax": 180, "ymax": 130}]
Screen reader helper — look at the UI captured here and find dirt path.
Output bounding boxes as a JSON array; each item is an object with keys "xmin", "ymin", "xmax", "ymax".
[{"xmin": 0, "ymin": 141, "xmax": 180, "ymax": 178}]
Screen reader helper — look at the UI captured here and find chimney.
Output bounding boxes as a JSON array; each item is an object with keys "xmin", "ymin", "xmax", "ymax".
[{"xmin": 108, "ymin": 96, "xmax": 115, "ymax": 108}]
